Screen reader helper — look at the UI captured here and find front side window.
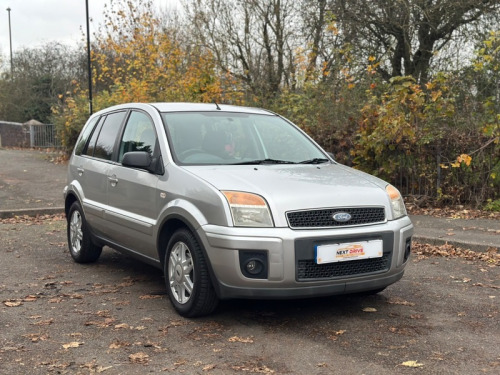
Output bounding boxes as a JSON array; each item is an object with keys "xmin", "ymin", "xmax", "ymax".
[
  {"xmin": 161, "ymin": 112, "xmax": 327, "ymax": 165},
  {"xmin": 92, "ymin": 111, "xmax": 127, "ymax": 160},
  {"xmin": 118, "ymin": 111, "xmax": 157, "ymax": 162}
]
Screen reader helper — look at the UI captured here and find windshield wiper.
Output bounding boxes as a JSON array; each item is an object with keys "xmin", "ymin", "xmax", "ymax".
[
  {"xmin": 298, "ymin": 158, "xmax": 330, "ymax": 164},
  {"xmin": 231, "ymin": 158, "xmax": 297, "ymax": 165}
]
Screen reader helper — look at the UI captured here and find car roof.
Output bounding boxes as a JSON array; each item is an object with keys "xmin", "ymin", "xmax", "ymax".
[
  {"xmin": 151, "ymin": 102, "xmax": 274, "ymax": 115},
  {"xmin": 91, "ymin": 102, "xmax": 276, "ymax": 116}
]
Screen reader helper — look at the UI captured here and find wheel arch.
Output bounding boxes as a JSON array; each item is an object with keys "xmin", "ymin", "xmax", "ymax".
[
  {"xmin": 64, "ymin": 191, "xmax": 79, "ymax": 218},
  {"xmin": 157, "ymin": 214, "xmax": 222, "ymax": 298}
]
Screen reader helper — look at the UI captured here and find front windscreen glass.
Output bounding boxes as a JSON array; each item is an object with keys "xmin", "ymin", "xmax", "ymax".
[{"xmin": 161, "ymin": 112, "xmax": 328, "ymax": 165}]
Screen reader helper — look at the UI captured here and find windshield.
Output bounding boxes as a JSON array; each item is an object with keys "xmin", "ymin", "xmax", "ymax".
[{"xmin": 161, "ymin": 112, "xmax": 328, "ymax": 165}]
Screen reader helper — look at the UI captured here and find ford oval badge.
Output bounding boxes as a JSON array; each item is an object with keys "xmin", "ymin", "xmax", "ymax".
[{"xmin": 333, "ymin": 212, "xmax": 352, "ymax": 223}]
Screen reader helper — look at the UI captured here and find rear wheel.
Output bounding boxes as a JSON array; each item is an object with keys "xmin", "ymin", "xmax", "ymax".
[
  {"xmin": 164, "ymin": 229, "xmax": 218, "ymax": 317},
  {"xmin": 67, "ymin": 201, "xmax": 102, "ymax": 263}
]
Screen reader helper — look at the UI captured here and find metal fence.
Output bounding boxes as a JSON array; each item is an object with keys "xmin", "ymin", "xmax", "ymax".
[{"xmin": 29, "ymin": 124, "xmax": 62, "ymax": 148}]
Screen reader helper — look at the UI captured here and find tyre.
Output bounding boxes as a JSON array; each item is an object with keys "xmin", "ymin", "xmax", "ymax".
[
  {"xmin": 164, "ymin": 229, "xmax": 218, "ymax": 317},
  {"xmin": 67, "ymin": 201, "xmax": 102, "ymax": 263}
]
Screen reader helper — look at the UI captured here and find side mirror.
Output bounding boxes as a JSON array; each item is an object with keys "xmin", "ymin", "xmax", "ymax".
[
  {"xmin": 327, "ymin": 152, "xmax": 335, "ymax": 160},
  {"xmin": 122, "ymin": 151, "xmax": 152, "ymax": 170}
]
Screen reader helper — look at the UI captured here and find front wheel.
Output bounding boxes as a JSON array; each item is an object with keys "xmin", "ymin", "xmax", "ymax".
[
  {"xmin": 67, "ymin": 201, "xmax": 102, "ymax": 263},
  {"xmin": 164, "ymin": 229, "xmax": 218, "ymax": 317}
]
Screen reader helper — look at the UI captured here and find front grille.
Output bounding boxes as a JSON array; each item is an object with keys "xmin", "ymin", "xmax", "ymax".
[
  {"xmin": 297, "ymin": 254, "xmax": 391, "ymax": 281},
  {"xmin": 287, "ymin": 207, "xmax": 385, "ymax": 229}
]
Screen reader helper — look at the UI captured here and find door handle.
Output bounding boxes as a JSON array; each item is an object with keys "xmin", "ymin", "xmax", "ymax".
[
  {"xmin": 77, "ymin": 167, "xmax": 84, "ymax": 176},
  {"xmin": 108, "ymin": 175, "xmax": 118, "ymax": 187}
]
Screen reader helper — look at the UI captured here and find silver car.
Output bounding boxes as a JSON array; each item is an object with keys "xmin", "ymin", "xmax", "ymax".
[{"xmin": 64, "ymin": 103, "xmax": 413, "ymax": 317}]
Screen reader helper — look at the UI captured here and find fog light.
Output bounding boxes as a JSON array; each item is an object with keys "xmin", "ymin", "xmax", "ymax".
[
  {"xmin": 239, "ymin": 251, "xmax": 268, "ymax": 279},
  {"xmin": 404, "ymin": 238, "xmax": 412, "ymax": 262},
  {"xmin": 246, "ymin": 259, "xmax": 263, "ymax": 275}
]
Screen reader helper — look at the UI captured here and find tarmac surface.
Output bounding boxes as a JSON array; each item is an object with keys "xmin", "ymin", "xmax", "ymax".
[
  {"xmin": 1, "ymin": 148, "xmax": 499, "ymax": 375},
  {"xmin": 0, "ymin": 148, "xmax": 498, "ymax": 252}
]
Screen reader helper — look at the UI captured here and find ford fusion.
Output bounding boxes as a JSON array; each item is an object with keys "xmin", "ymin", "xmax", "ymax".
[{"xmin": 64, "ymin": 103, "xmax": 413, "ymax": 317}]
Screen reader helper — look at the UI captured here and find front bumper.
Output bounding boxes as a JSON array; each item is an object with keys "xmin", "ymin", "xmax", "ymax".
[{"xmin": 197, "ymin": 216, "xmax": 414, "ymax": 299}]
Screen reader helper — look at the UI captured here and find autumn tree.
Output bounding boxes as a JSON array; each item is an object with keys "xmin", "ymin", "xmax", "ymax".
[{"xmin": 53, "ymin": 0, "xmax": 237, "ymax": 152}]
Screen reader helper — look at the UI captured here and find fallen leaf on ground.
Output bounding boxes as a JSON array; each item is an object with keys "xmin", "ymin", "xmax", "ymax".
[
  {"xmin": 23, "ymin": 333, "xmax": 49, "ymax": 342},
  {"xmin": 387, "ymin": 297, "xmax": 415, "ymax": 306},
  {"xmin": 109, "ymin": 340, "xmax": 130, "ymax": 349},
  {"xmin": 97, "ymin": 366, "xmax": 113, "ymax": 373},
  {"xmin": 401, "ymin": 360, "xmax": 424, "ymax": 368},
  {"xmin": 129, "ymin": 352, "xmax": 149, "ymax": 364},
  {"xmin": 232, "ymin": 364, "xmax": 275, "ymax": 373},
  {"xmin": 228, "ymin": 336, "xmax": 254, "ymax": 343},
  {"xmin": 327, "ymin": 330, "xmax": 346, "ymax": 340},
  {"xmin": 139, "ymin": 294, "xmax": 162, "ymax": 300},
  {"xmin": 362, "ymin": 307, "xmax": 377, "ymax": 312},
  {"xmin": 85, "ymin": 318, "xmax": 116, "ymax": 328},
  {"xmin": 3, "ymin": 300, "xmax": 22, "ymax": 307},
  {"xmin": 33, "ymin": 318, "xmax": 54, "ymax": 326},
  {"xmin": 62, "ymin": 341, "xmax": 84, "ymax": 349}
]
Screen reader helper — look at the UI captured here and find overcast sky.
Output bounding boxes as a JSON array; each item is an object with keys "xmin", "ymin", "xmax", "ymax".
[{"xmin": 0, "ymin": 0, "xmax": 177, "ymax": 59}]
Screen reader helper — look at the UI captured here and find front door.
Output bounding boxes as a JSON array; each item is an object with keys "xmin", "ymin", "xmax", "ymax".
[{"xmin": 105, "ymin": 110, "xmax": 160, "ymax": 260}]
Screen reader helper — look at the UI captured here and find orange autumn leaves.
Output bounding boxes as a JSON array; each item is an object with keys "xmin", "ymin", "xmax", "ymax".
[
  {"xmin": 90, "ymin": 1, "xmax": 241, "ymax": 105},
  {"xmin": 53, "ymin": 0, "xmax": 242, "ymax": 151}
]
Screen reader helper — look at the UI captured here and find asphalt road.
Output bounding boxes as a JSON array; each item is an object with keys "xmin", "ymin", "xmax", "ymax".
[
  {"xmin": 0, "ymin": 149, "xmax": 66, "ymax": 212},
  {"xmin": 1, "ymin": 216, "xmax": 499, "ymax": 375}
]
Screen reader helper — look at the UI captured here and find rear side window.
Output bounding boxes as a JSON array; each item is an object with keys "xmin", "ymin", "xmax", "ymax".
[
  {"xmin": 118, "ymin": 111, "xmax": 157, "ymax": 162},
  {"xmin": 88, "ymin": 111, "xmax": 127, "ymax": 160},
  {"xmin": 85, "ymin": 117, "xmax": 104, "ymax": 157},
  {"xmin": 74, "ymin": 116, "xmax": 99, "ymax": 156}
]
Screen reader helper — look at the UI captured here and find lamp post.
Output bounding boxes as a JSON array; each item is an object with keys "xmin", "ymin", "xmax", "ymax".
[
  {"xmin": 85, "ymin": 0, "xmax": 93, "ymax": 115},
  {"xmin": 6, "ymin": 7, "xmax": 13, "ymax": 77}
]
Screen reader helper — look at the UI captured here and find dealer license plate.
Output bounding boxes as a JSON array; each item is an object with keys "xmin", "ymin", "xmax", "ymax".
[{"xmin": 315, "ymin": 240, "xmax": 383, "ymax": 264}]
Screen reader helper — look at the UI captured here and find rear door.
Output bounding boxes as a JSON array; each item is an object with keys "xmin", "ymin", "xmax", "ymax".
[
  {"xmin": 76, "ymin": 111, "xmax": 127, "ymax": 236},
  {"xmin": 104, "ymin": 110, "xmax": 160, "ymax": 260}
]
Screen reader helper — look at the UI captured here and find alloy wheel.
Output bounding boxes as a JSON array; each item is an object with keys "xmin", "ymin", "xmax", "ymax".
[
  {"xmin": 168, "ymin": 241, "xmax": 194, "ymax": 304},
  {"xmin": 69, "ymin": 210, "xmax": 83, "ymax": 255}
]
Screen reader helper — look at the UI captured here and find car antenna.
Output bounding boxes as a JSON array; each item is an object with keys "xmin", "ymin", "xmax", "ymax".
[{"xmin": 214, "ymin": 102, "xmax": 221, "ymax": 110}]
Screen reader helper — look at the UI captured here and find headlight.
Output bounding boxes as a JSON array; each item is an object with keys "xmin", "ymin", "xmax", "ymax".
[
  {"xmin": 222, "ymin": 191, "xmax": 273, "ymax": 227},
  {"xmin": 386, "ymin": 185, "xmax": 407, "ymax": 219}
]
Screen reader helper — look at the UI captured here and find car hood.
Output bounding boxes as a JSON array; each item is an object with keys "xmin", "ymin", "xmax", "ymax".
[{"xmin": 183, "ymin": 163, "xmax": 392, "ymax": 226}]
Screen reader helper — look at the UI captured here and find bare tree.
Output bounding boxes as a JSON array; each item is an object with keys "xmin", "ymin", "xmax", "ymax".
[
  {"xmin": 0, "ymin": 42, "xmax": 86, "ymax": 123},
  {"xmin": 334, "ymin": 0, "xmax": 500, "ymax": 83},
  {"xmin": 186, "ymin": 0, "xmax": 300, "ymax": 102}
]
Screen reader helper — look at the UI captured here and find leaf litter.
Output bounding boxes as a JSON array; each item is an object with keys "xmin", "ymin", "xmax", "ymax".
[{"xmin": 413, "ymin": 242, "xmax": 499, "ymax": 265}]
